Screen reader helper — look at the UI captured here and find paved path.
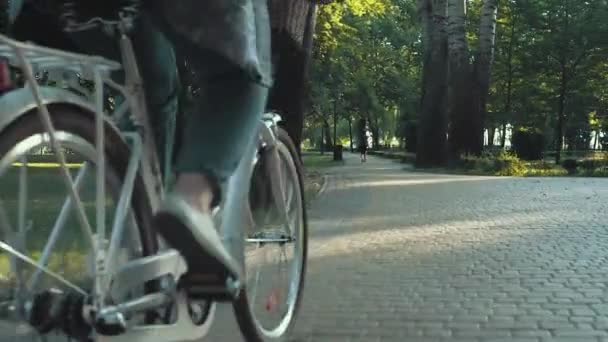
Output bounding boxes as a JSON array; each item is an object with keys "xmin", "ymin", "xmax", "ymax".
[{"xmin": 210, "ymin": 152, "xmax": 608, "ymax": 342}]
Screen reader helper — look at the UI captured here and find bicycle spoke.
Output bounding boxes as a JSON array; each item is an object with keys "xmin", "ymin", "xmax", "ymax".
[
  {"xmin": 105, "ymin": 140, "xmax": 141, "ymax": 277},
  {"xmin": 0, "ymin": 196, "xmax": 25, "ymax": 299},
  {"xmin": 27, "ymin": 163, "xmax": 90, "ymax": 292},
  {"xmin": 93, "ymin": 69, "xmax": 108, "ymax": 305},
  {"xmin": 250, "ymin": 263, "xmax": 262, "ymax": 307},
  {"xmin": 0, "ymin": 240, "xmax": 87, "ymax": 296},
  {"xmin": 267, "ymin": 148, "xmax": 289, "ymax": 228},
  {"xmin": 15, "ymin": 49, "xmax": 96, "ymax": 251},
  {"xmin": 282, "ymin": 160, "xmax": 295, "ymax": 210},
  {"xmin": 0, "ymin": 197, "xmax": 12, "ymax": 241},
  {"xmin": 18, "ymin": 156, "xmax": 28, "ymax": 239},
  {"xmin": 246, "ymin": 236, "xmax": 293, "ymax": 244}
]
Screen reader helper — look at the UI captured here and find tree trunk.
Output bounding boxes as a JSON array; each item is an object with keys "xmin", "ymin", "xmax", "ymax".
[
  {"xmin": 471, "ymin": 0, "xmax": 499, "ymax": 154},
  {"xmin": 333, "ymin": 100, "xmax": 338, "ymax": 148},
  {"xmin": 371, "ymin": 117, "xmax": 381, "ymax": 149},
  {"xmin": 500, "ymin": 123, "xmax": 507, "ymax": 147},
  {"xmin": 487, "ymin": 126, "xmax": 495, "ymax": 147},
  {"xmin": 348, "ymin": 118, "xmax": 354, "ymax": 152},
  {"xmin": 447, "ymin": 0, "xmax": 475, "ymax": 161},
  {"xmin": 319, "ymin": 126, "xmax": 325, "ymax": 155},
  {"xmin": 594, "ymin": 130, "xmax": 600, "ymax": 150},
  {"xmin": 416, "ymin": 0, "xmax": 449, "ymax": 167},
  {"xmin": 267, "ymin": 1, "xmax": 317, "ymax": 155},
  {"xmin": 555, "ymin": 62, "xmax": 567, "ymax": 165},
  {"xmin": 323, "ymin": 119, "xmax": 333, "ymax": 149},
  {"xmin": 502, "ymin": 11, "xmax": 516, "ymax": 149}
]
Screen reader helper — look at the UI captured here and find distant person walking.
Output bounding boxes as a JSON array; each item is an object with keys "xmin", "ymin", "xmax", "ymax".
[{"xmin": 357, "ymin": 118, "xmax": 369, "ymax": 163}]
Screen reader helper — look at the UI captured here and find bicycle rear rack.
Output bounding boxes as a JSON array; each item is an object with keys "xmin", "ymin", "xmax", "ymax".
[
  {"xmin": 0, "ymin": 32, "xmax": 217, "ymax": 342},
  {"xmin": 0, "ymin": 32, "xmax": 124, "ymax": 315},
  {"xmin": 0, "ymin": 33, "xmax": 120, "ymax": 76}
]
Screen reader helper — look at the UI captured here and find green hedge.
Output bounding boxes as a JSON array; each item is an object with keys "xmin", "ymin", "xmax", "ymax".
[{"xmin": 460, "ymin": 151, "xmax": 527, "ymax": 176}]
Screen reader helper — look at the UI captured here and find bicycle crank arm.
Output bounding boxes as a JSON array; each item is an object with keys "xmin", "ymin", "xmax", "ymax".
[
  {"xmin": 96, "ymin": 290, "xmax": 216, "ymax": 342},
  {"xmin": 111, "ymin": 249, "xmax": 187, "ymax": 299},
  {"xmin": 99, "ymin": 249, "xmax": 217, "ymax": 340},
  {"xmin": 111, "ymin": 248, "xmax": 240, "ymax": 301},
  {"xmin": 97, "ymin": 292, "xmax": 172, "ymax": 328}
]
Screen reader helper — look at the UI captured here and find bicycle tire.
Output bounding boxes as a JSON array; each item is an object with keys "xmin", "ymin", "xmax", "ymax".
[
  {"xmin": 233, "ymin": 127, "xmax": 308, "ymax": 342},
  {"xmin": 0, "ymin": 104, "xmax": 160, "ymax": 330}
]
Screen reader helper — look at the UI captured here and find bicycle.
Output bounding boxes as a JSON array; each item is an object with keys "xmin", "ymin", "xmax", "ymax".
[{"xmin": 0, "ymin": 4, "xmax": 307, "ymax": 342}]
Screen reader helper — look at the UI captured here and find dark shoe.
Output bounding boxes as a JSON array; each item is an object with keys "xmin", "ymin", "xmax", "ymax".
[{"xmin": 154, "ymin": 194, "xmax": 242, "ymax": 293}]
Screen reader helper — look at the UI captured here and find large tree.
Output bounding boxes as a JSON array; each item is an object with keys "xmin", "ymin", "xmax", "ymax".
[
  {"xmin": 416, "ymin": 0, "xmax": 449, "ymax": 166},
  {"xmin": 267, "ymin": 0, "xmax": 322, "ymax": 154},
  {"xmin": 516, "ymin": 0, "xmax": 608, "ymax": 162},
  {"xmin": 446, "ymin": 0, "xmax": 475, "ymax": 160},
  {"xmin": 473, "ymin": 0, "xmax": 499, "ymax": 151},
  {"xmin": 445, "ymin": 0, "xmax": 498, "ymax": 159}
]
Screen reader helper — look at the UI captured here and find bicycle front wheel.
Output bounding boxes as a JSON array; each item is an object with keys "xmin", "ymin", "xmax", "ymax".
[
  {"xmin": 234, "ymin": 128, "xmax": 308, "ymax": 342},
  {"xmin": 0, "ymin": 105, "xmax": 157, "ymax": 341}
]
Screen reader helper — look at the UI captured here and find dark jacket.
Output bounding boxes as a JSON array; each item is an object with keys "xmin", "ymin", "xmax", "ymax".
[
  {"xmin": 154, "ymin": 0, "xmax": 272, "ymax": 87},
  {"xmin": 4, "ymin": 0, "xmax": 272, "ymax": 86}
]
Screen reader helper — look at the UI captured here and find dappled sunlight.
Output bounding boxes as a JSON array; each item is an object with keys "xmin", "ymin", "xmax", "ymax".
[
  {"xmin": 341, "ymin": 175, "xmax": 506, "ymax": 189},
  {"xmin": 306, "ymin": 211, "xmax": 561, "ymax": 262},
  {"xmin": 361, "ymin": 167, "xmax": 402, "ymax": 171}
]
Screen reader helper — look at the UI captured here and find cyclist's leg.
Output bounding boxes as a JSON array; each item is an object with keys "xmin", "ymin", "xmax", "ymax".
[
  {"xmin": 149, "ymin": 0, "xmax": 272, "ymax": 209},
  {"xmin": 151, "ymin": 0, "xmax": 272, "ymax": 278},
  {"xmin": 130, "ymin": 13, "xmax": 180, "ymax": 177},
  {"xmin": 172, "ymin": 53, "xmax": 268, "ymax": 206},
  {"xmin": 156, "ymin": 0, "xmax": 272, "ymax": 205},
  {"xmin": 153, "ymin": 42, "xmax": 269, "ymax": 279},
  {"xmin": 65, "ymin": 12, "xmax": 179, "ymax": 174},
  {"xmin": 5, "ymin": 0, "xmax": 24, "ymax": 26}
]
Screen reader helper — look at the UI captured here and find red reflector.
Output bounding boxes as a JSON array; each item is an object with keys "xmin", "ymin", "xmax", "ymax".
[{"xmin": 0, "ymin": 59, "xmax": 13, "ymax": 91}]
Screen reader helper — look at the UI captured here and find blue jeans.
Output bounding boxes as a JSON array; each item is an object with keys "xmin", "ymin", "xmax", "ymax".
[{"xmin": 75, "ymin": 12, "xmax": 269, "ymax": 184}]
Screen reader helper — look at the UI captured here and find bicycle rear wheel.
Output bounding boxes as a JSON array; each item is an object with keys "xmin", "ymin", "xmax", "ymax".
[
  {"xmin": 0, "ymin": 105, "xmax": 157, "ymax": 340},
  {"xmin": 234, "ymin": 128, "xmax": 308, "ymax": 341}
]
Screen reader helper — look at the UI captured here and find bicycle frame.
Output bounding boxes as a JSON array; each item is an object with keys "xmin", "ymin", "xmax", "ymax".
[{"xmin": 0, "ymin": 19, "xmax": 287, "ymax": 341}]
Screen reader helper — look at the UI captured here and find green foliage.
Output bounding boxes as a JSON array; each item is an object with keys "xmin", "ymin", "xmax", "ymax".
[
  {"xmin": 524, "ymin": 163, "xmax": 568, "ymax": 177},
  {"xmin": 562, "ymin": 159, "xmax": 578, "ymax": 175},
  {"xmin": 511, "ymin": 127, "xmax": 544, "ymax": 160},
  {"xmin": 309, "ymin": 0, "xmax": 608, "ymax": 156},
  {"xmin": 488, "ymin": 0, "xmax": 608, "ymax": 150},
  {"xmin": 307, "ymin": 0, "xmax": 421, "ymax": 147},
  {"xmin": 315, "ymin": 0, "xmax": 390, "ymax": 57},
  {"xmin": 493, "ymin": 151, "xmax": 527, "ymax": 176},
  {"xmin": 581, "ymin": 159, "xmax": 599, "ymax": 174},
  {"xmin": 460, "ymin": 151, "xmax": 527, "ymax": 176}
]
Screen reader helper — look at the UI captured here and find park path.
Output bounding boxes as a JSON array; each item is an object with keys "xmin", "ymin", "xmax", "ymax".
[{"xmin": 208, "ymin": 152, "xmax": 608, "ymax": 341}]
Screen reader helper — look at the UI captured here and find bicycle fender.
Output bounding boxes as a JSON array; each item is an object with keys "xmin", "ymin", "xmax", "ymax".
[{"xmin": 0, "ymin": 86, "xmax": 117, "ymax": 134}]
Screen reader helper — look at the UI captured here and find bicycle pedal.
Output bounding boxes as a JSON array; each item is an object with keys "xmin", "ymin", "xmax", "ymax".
[{"xmin": 181, "ymin": 274, "xmax": 241, "ymax": 302}]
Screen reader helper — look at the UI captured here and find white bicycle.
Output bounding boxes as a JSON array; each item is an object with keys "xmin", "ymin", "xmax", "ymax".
[{"xmin": 0, "ymin": 4, "xmax": 308, "ymax": 342}]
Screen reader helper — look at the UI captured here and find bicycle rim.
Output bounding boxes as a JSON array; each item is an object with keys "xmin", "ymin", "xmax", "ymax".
[
  {"xmin": 235, "ymin": 129, "xmax": 308, "ymax": 341},
  {"xmin": 0, "ymin": 106, "xmax": 156, "ymax": 341}
]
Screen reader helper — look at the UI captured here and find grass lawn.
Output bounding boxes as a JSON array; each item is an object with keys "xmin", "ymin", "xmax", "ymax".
[
  {"xmin": 0, "ymin": 155, "xmax": 331, "ymax": 289},
  {"xmin": 0, "ymin": 165, "xmax": 114, "ymax": 290},
  {"xmin": 301, "ymin": 153, "xmax": 342, "ymax": 204},
  {"xmin": 301, "ymin": 153, "xmax": 344, "ymax": 169}
]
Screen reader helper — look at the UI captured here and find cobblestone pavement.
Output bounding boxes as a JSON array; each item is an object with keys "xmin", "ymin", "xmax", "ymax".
[{"xmin": 207, "ymin": 152, "xmax": 608, "ymax": 342}]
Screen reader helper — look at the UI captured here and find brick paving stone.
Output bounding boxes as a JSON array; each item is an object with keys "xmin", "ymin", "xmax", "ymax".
[{"xmin": 203, "ymin": 153, "xmax": 608, "ymax": 341}]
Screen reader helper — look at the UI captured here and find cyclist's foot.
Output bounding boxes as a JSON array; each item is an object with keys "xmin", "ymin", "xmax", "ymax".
[
  {"xmin": 154, "ymin": 175, "xmax": 242, "ymax": 297},
  {"xmin": 173, "ymin": 173, "xmax": 216, "ymax": 212}
]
